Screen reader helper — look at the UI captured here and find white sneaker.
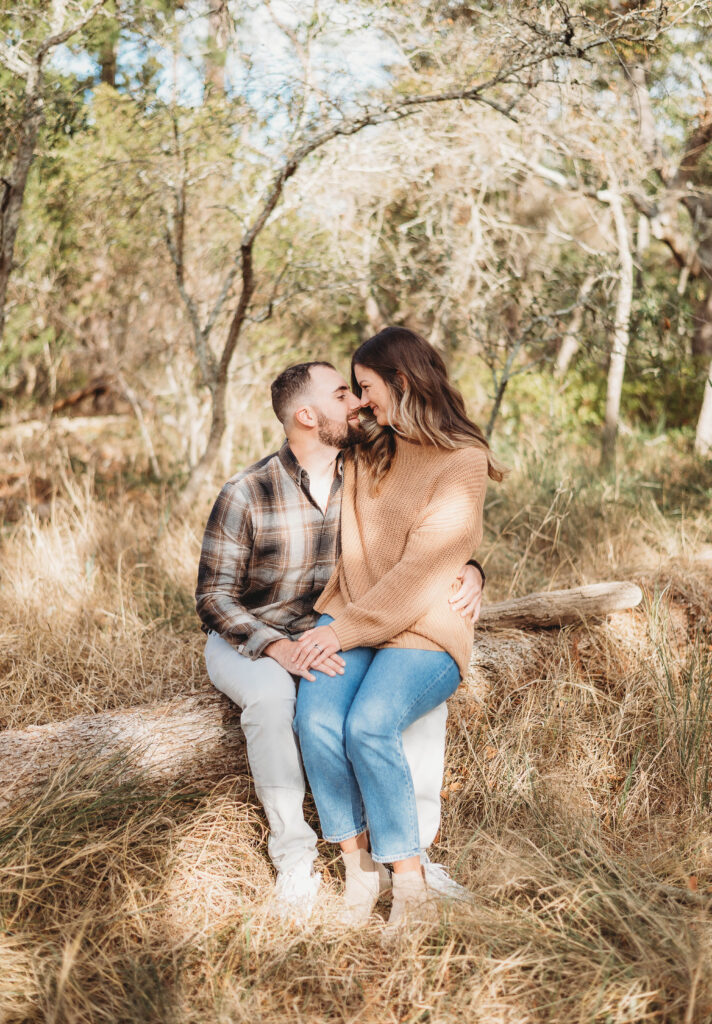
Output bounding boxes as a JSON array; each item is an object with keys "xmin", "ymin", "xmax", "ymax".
[
  {"xmin": 421, "ymin": 855, "xmax": 472, "ymax": 902},
  {"xmin": 273, "ymin": 863, "xmax": 322, "ymax": 921}
]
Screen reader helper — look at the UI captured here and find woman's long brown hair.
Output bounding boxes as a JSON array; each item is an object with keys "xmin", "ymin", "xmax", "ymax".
[{"xmin": 351, "ymin": 326, "xmax": 505, "ymax": 485}]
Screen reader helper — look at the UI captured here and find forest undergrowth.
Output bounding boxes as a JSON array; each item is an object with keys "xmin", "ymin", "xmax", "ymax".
[{"xmin": 1, "ymin": 430, "xmax": 712, "ymax": 1024}]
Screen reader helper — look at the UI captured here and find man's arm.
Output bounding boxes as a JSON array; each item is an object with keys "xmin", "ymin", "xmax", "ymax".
[
  {"xmin": 468, "ymin": 559, "xmax": 486, "ymax": 588},
  {"xmin": 196, "ymin": 482, "xmax": 286, "ymax": 659},
  {"xmin": 450, "ymin": 561, "xmax": 485, "ymax": 622}
]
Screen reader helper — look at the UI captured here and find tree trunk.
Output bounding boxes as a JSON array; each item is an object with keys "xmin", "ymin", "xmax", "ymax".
[
  {"xmin": 478, "ymin": 581, "xmax": 643, "ymax": 629},
  {"xmin": 555, "ymin": 273, "xmax": 596, "ymax": 377},
  {"xmin": 0, "ymin": 72, "xmax": 42, "ymax": 346},
  {"xmin": 205, "ymin": 0, "xmax": 230, "ymax": 95},
  {"xmin": 0, "ymin": 581, "xmax": 644, "ymax": 808},
  {"xmin": 601, "ymin": 187, "xmax": 634, "ymax": 470},
  {"xmin": 692, "ymin": 281, "xmax": 712, "ymax": 358},
  {"xmin": 555, "ymin": 305, "xmax": 584, "ymax": 377},
  {"xmin": 0, "ymin": 693, "xmax": 246, "ymax": 812},
  {"xmin": 175, "ymin": 378, "xmax": 226, "ymax": 512},
  {"xmin": 99, "ymin": 36, "xmax": 117, "ymax": 87},
  {"xmin": 695, "ymin": 355, "xmax": 712, "ymax": 458},
  {"xmin": 176, "ymin": 243, "xmax": 257, "ymax": 513},
  {"xmin": 364, "ymin": 294, "xmax": 386, "ymax": 336}
]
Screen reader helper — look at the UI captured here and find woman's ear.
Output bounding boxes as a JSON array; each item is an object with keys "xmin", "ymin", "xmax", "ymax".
[{"xmin": 396, "ymin": 371, "xmax": 408, "ymax": 392}]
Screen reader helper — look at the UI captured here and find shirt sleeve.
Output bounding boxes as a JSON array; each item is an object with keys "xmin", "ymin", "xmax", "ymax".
[
  {"xmin": 195, "ymin": 482, "xmax": 287, "ymax": 659},
  {"xmin": 329, "ymin": 449, "xmax": 488, "ymax": 651}
]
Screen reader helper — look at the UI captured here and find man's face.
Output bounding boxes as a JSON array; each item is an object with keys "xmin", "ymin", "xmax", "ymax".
[{"xmin": 305, "ymin": 365, "xmax": 365, "ymax": 448}]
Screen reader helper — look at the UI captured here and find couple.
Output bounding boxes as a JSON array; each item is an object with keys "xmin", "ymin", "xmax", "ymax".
[{"xmin": 196, "ymin": 326, "xmax": 500, "ymax": 926}]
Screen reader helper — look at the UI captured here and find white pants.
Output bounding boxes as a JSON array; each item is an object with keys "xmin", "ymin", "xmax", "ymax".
[{"xmin": 204, "ymin": 632, "xmax": 447, "ymax": 873}]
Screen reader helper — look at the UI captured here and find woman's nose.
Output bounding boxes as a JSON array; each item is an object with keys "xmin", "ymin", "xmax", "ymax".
[{"xmin": 358, "ymin": 395, "xmax": 370, "ymax": 409}]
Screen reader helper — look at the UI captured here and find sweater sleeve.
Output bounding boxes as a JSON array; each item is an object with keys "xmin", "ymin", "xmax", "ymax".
[{"xmin": 329, "ymin": 448, "xmax": 488, "ymax": 651}]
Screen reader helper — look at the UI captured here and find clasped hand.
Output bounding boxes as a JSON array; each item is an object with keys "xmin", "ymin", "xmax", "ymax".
[
  {"xmin": 264, "ymin": 634, "xmax": 344, "ymax": 681},
  {"xmin": 292, "ymin": 624, "xmax": 342, "ymax": 675}
]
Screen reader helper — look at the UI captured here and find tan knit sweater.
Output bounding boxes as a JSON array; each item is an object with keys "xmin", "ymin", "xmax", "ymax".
[{"xmin": 315, "ymin": 436, "xmax": 488, "ymax": 677}]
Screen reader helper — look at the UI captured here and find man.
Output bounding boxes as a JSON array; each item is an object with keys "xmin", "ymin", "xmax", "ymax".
[{"xmin": 196, "ymin": 361, "xmax": 483, "ymax": 918}]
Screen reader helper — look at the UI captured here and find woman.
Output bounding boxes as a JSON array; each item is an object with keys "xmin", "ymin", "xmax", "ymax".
[{"xmin": 292, "ymin": 327, "xmax": 502, "ymax": 926}]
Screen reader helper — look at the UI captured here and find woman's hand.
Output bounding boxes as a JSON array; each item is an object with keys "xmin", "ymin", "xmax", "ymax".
[
  {"xmin": 292, "ymin": 624, "xmax": 342, "ymax": 674},
  {"xmin": 265, "ymin": 637, "xmax": 344, "ymax": 681},
  {"xmin": 449, "ymin": 564, "xmax": 483, "ymax": 624}
]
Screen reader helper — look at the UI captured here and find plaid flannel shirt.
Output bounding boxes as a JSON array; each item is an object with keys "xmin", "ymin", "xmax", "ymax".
[{"xmin": 195, "ymin": 442, "xmax": 343, "ymax": 659}]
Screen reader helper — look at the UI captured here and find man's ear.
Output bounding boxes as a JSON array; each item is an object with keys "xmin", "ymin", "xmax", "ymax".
[{"xmin": 294, "ymin": 404, "xmax": 317, "ymax": 429}]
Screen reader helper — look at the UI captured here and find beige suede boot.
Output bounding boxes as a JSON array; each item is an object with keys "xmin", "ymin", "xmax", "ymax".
[
  {"xmin": 388, "ymin": 869, "xmax": 437, "ymax": 927},
  {"xmin": 341, "ymin": 849, "xmax": 391, "ymax": 925}
]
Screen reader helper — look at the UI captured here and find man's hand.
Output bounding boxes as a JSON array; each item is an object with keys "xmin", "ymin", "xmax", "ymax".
[
  {"xmin": 292, "ymin": 624, "xmax": 342, "ymax": 674},
  {"xmin": 265, "ymin": 636, "xmax": 345, "ymax": 681},
  {"xmin": 450, "ymin": 563, "xmax": 484, "ymax": 624}
]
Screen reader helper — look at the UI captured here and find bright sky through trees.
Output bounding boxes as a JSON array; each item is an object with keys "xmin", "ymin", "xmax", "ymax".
[{"xmin": 53, "ymin": 0, "xmax": 401, "ymax": 109}]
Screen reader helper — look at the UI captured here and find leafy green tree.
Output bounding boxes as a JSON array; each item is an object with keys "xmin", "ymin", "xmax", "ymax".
[{"xmin": 0, "ymin": 0, "xmax": 109, "ymax": 345}]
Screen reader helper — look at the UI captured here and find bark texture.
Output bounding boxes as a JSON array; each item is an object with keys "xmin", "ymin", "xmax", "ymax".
[
  {"xmin": 695, "ymin": 356, "xmax": 712, "ymax": 458},
  {"xmin": 601, "ymin": 185, "xmax": 634, "ymax": 469},
  {"xmin": 478, "ymin": 581, "xmax": 643, "ymax": 629},
  {"xmin": 0, "ymin": 693, "xmax": 246, "ymax": 812}
]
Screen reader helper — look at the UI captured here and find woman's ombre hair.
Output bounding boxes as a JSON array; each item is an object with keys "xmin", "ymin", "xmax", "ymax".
[{"xmin": 351, "ymin": 326, "xmax": 505, "ymax": 485}]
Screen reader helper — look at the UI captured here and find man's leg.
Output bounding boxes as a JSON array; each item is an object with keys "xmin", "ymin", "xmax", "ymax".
[
  {"xmin": 403, "ymin": 698, "xmax": 472, "ymax": 901},
  {"xmin": 402, "ymin": 703, "xmax": 448, "ymax": 849},
  {"xmin": 204, "ymin": 632, "xmax": 318, "ymax": 876}
]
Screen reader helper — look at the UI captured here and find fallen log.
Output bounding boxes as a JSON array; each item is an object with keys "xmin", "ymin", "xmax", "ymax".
[
  {"xmin": 0, "ymin": 693, "xmax": 248, "ymax": 812},
  {"xmin": 478, "ymin": 581, "xmax": 643, "ymax": 629},
  {"xmin": 0, "ymin": 581, "xmax": 644, "ymax": 810}
]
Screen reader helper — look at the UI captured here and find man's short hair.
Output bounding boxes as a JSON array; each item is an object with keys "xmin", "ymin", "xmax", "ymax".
[{"xmin": 270, "ymin": 361, "xmax": 334, "ymax": 426}]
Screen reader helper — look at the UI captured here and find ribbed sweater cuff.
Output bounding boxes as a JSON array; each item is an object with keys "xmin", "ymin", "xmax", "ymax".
[{"xmin": 330, "ymin": 615, "xmax": 367, "ymax": 653}]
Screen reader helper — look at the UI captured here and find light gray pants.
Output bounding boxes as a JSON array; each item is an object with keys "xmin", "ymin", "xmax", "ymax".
[{"xmin": 204, "ymin": 632, "xmax": 447, "ymax": 874}]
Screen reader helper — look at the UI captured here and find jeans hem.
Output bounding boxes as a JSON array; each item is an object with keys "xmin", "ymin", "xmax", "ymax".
[
  {"xmin": 323, "ymin": 824, "xmax": 368, "ymax": 844},
  {"xmin": 371, "ymin": 848, "xmax": 421, "ymax": 864}
]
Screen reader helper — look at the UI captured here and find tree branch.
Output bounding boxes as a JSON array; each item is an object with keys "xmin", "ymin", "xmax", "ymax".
[
  {"xmin": 672, "ymin": 96, "xmax": 712, "ymax": 189},
  {"xmin": 192, "ymin": 5, "xmax": 669, "ymax": 353},
  {"xmin": 163, "ymin": 218, "xmax": 217, "ymax": 389},
  {"xmin": 0, "ymin": 41, "xmax": 32, "ymax": 79},
  {"xmin": 0, "ymin": 1, "xmax": 108, "ymax": 77},
  {"xmin": 626, "ymin": 62, "xmax": 665, "ymax": 178},
  {"xmin": 36, "ymin": 0, "xmax": 109, "ymax": 61}
]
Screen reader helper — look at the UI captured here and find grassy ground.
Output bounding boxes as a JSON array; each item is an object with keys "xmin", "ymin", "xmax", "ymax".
[{"xmin": 1, "ymin": 427, "xmax": 712, "ymax": 1023}]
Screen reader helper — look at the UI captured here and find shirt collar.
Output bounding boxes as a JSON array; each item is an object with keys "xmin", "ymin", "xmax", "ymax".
[{"xmin": 278, "ymin": 440, "xmax": 344, "ymax": 487}]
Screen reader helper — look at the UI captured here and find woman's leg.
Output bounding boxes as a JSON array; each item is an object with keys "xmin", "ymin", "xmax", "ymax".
[
  {"xmin": 343, "ymin": 648, "xmax": 460, "ymax": 867},
  {"xmin": 295, "ymin": 628, "xmax": 393, "ymax": 924},
  {"xmin": 205, "ymin": 631, "xmax": 318, "ymax": 878},
  {"xmin": 293, "ymin": 618, "xmax": 375, "ymax": 844}
]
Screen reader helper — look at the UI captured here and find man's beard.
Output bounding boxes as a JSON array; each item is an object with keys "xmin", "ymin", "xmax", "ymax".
[{"xmin": 316, "ymin": 411, "xmax": 366, "ymax": 448}]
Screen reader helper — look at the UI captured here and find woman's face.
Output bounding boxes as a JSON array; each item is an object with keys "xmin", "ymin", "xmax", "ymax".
[{"xmin": 353, "ymin": 364, "xmax": 396, "ymax": 427}]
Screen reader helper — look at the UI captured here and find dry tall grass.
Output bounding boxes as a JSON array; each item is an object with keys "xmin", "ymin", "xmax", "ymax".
[{"xmin": 1, "ymin": 434, "xmax": 711, "ymax": 1023}]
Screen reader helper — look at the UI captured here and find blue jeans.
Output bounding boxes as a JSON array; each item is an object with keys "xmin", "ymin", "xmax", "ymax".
[{"xmin": 294, "ymin": 616, "xmax": 460, "ymax": 863}]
